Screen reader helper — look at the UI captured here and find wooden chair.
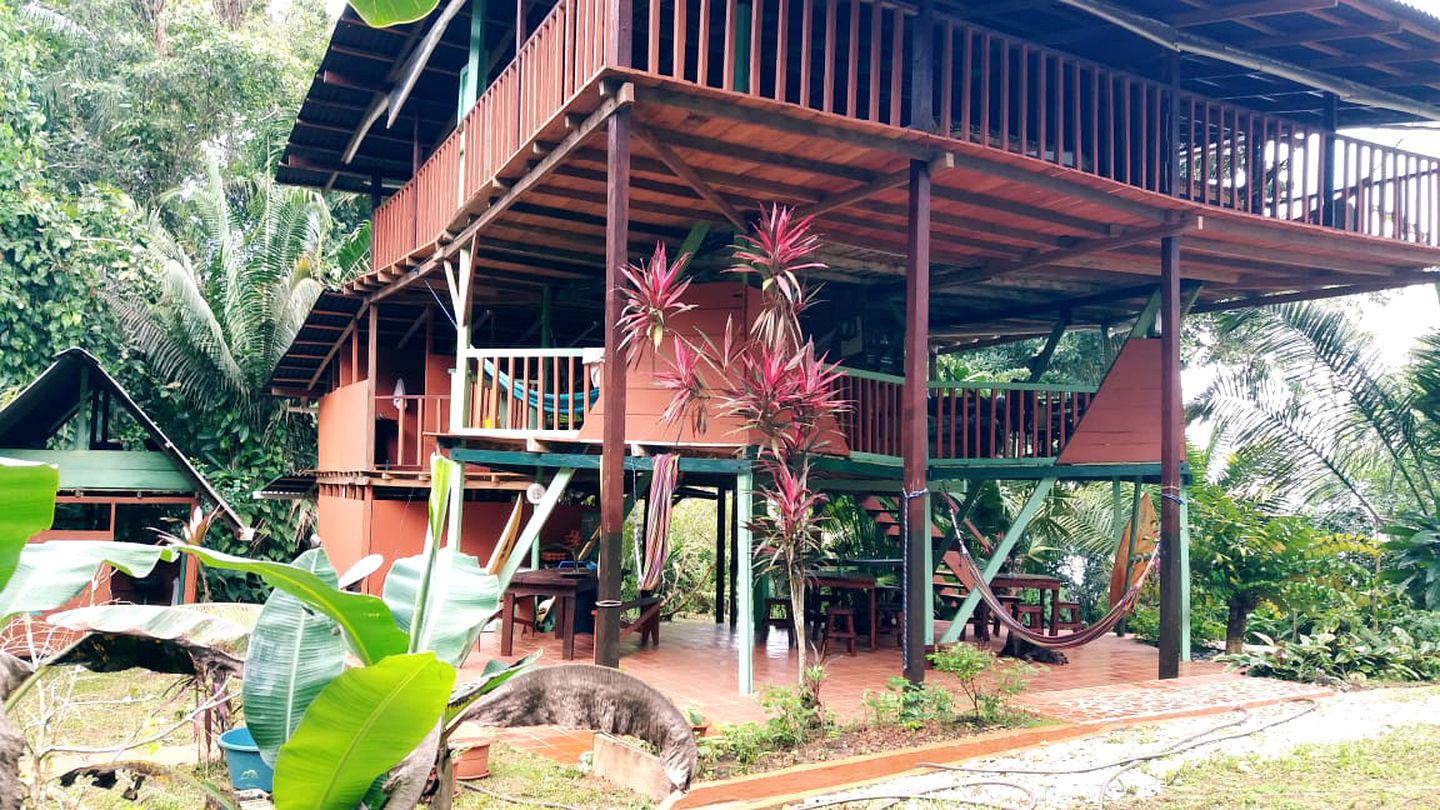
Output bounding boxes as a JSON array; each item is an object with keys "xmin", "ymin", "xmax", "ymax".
[
  {"xmin": 763, "ymin": 597, "xmax": 796, "ymax": 647},
  {"xmin": 1012, "ymin": 602, "xmax": 1045, "ymax": 632},
  {"xmin": 821, "ymin": 606, "xmax": 858, "ymax": 657},
  {"xmin": 1055, "ymin": 602, "xmax": 1083, "ymax": 633}
]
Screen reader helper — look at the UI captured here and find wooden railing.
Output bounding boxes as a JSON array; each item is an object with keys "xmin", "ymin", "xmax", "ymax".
[
  {"xmin": 1331, "ymin": 135, "xmax": 1439, "ymax": 246},
  {"xmin": 834, "ymin": 368, "xmax": 1095, "ymax": 460},
  {"xmin": 834, "ymin": 367, "xmax": 905, "ymax": 457},
  {"xmin": 379, "ymin": 394, "xmax": 451, "ymax": 470},
  {"xmin": 459, "ymin": 347, "xmax": 603, "ymax": 435},
  {"xmin": 372, "ymin": 0, "xmax": 1440, "ymax": 272},
  {"xmin": 373, "ymin": 0, "xmax": 608, "ymax": 273},
  {"xmin": 930, "ymin": 382, "xmax": 1094, "ymax": 461}
]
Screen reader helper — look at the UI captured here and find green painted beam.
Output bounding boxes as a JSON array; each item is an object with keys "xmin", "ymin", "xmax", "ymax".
[
  {"xmin": 938, "ymin": 476, "xmax": 1057, "ymax": 645},
  {"xmin": 1179, "ymin": 489, "xmax": 1192, "ymax": 662},
  {"xmin": 735, "ymin": 467, "xmax": 755, "ymax": 695},
  {"xmin": 498, "ymin": 468, "xmax": 576, "ymax": 586},
  {"xmin": 446, "ymin": 447, "xmax": 752, "ymax": 474},
  {"xmin": 0, "ymin": 449, "xmax": 192, "ymax": 493}
]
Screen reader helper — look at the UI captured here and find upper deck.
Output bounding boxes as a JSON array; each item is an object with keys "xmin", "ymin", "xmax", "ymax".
[{"xmin": 309, "ymin": 0, "xmax": 1440, "ymax": 324}]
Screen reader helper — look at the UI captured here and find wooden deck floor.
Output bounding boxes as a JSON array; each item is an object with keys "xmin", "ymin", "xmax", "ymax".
[{"xmin": 461, "ymin": 617, "xmax": 1226, "ymax": 726}]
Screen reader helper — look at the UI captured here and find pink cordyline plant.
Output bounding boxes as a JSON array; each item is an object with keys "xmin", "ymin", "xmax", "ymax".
[
  {"xmin": 618, "ymin": 205, "xmax": 845, "ymax": 682},
  {"xmin": 618, "ymin": 243, "xmax": 695, "ymax": 357}
]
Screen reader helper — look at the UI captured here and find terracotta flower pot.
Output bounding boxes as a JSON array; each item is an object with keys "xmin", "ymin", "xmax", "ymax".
[
  {"xmin": 452, "ymin": 738, "xmax": 493, "ymax": 781},
  {"xmin": 691, "ymin": 723, "xmax": 710, "ymax": 738}
]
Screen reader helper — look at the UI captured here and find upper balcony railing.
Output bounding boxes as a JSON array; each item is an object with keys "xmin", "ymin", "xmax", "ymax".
[
  {"xmin": 371, "ymin": 0, "xmax": 1440, "ymax": 273},
  {"xmin": 456, "ymin": 347, "xmax": 604, "ymax": 438},
  {"xmin": 835, "ymin": 368, "xmax": 1096, "ymax": 461}
]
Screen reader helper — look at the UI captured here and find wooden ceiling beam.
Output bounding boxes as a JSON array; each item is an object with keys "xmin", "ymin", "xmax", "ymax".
[
  {"xmin": 1167, "ymin": 0, "xmax": 1338, "ymax": 29},
  {"xmin": 1313, "ymin": 46, "xmax": 1440, "ymax": 69},
  {"xmin": 934, "ymin": 217, "xmax": 1199, "ymax": 290},
  {"xmin": 1240, "ymin": 20, "xmax": 1403, "ymax": 49},
  {"xmin": 1053, "ymin": 0, "xmax": 1440, "ymax": 121},
  {"xmin": 631, "ymin": 123, "xmax": 748, "ymax": 229}
]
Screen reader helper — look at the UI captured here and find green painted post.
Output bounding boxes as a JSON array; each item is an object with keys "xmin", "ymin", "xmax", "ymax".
[
  {"xmin": 72, "ymin": 367, "xmax": 90, "ymax": 451},
  {"xmin": 734, "ymin": 1, "xmax": 752, "ymax": 93},
  {"xmin": 1179, "ymin": 489, "xmax": 1192, "ymax": 662},
  {"xmin": 736, "ymin": 466, "xmax": 755, "ymax": 695},
  {"xmin": 939, "ymin": 477, "xmax": 1057, "ymax": 644}
]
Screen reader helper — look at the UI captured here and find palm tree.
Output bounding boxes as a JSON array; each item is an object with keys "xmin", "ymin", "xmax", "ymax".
[
  {"xmin": 1192, "ymin": 301, "xmax": 1439, "ymax": 524},
  {"xmin": 111, "ymin": 156, "xmax": 364, "ymax": 413}
]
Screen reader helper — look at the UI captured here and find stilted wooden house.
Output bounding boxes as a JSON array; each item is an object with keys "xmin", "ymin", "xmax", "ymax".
[{"xmin": 269, "ymin": 0, "xmax": 1440, "ymax": 691}]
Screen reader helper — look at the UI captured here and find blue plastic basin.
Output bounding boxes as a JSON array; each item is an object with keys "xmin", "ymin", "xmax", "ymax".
[{"xmin": 217, "ymin": 726, "xmax": 274, "ymax": 792}]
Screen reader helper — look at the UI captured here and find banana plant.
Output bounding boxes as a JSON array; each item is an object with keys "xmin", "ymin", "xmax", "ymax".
[{"xmin": 6, "ymin": 454, "xmax": 695, "ymax": 807}]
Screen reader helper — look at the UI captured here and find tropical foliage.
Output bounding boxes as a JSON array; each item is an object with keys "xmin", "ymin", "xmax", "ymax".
[{"xmin": 619, "ymin": 206, "xmax": 845, "ymax": 681}]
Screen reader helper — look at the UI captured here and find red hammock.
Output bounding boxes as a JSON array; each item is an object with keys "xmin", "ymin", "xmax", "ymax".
[{"xmin": 945, "ymin": 508, "xmax": 1161, "ymax": 650}]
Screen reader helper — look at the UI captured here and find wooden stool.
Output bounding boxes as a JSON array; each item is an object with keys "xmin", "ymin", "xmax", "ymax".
[
  {"xmin": 1055, "ymin": 601, "xmax": 1082, "ymax": 633},
  {"xmin": 821, "ymin": 606, "xmax": 858, "ymax": 657},
  {"xmin": 763, "ymin": 597, "xmax": 796, "ymax": 647},
  {"xmin": 1012, "ymin": 602, "xmax": 1044, "ymax": 632}
]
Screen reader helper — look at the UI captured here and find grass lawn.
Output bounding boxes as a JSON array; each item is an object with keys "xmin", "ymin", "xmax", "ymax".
[
  {"xmin": 454, "ymin": 744, "xmax": 652, "ymax": 809},
  {"xmin": 1124, "ymin": 723, "xmax": 1440, "ymax": 809}
]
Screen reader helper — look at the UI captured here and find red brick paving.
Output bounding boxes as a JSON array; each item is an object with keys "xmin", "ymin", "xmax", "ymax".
[{"xmin": 461, "ymin": 618, "xmax": 1311, "ymax": 764}]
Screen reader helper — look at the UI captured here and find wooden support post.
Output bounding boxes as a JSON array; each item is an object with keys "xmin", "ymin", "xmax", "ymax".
[
  {"xmin": 1158, "ymin": 235, "xmax": 1183, "ymax": 680},
  {"xmin": 1322, "ymin": 93, "xmax": 1338, "ymax": 227},
  {"xmin": 595, "ymin": 107, "xmax": 632, "ymax": 669},
  {"xmin": 902, "ymin": 158, "xmax": 932, "ymax": 684},
  {"xmin": 939, "ymin": 477, "xmax": 1057, "ymax": 645},
  {"xmin": 715, "ymin": 487, "xmax": 728, "ymax": 624},
  {"xmin": 365, "ymin": 305, "xmax": 379, "ymax": 468},
  {"xmin": 736, "ymin": 468, "xmax": 754, "ymax": 694},
  {"xmin": 72, "ymin": 366, "xmax": 90, "ymax": 451}
]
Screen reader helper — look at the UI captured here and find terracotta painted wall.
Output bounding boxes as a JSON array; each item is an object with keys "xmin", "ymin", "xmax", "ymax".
[
  {"xmin": 362, "ymin": 499, "xmax": 587, "ymax": 593},
  {"xmin": 578, "ymin": 281, "xmax": 847, "ymax": 452},
  {"xmin": 316, "ymin": 490, "xmax": 368, "ymax": 581},
  {"xmin": 1057, "ymin": 339, "xmax": 1163, "ymax": 465},
  {"xmin": 317, "ymin": 382, "xmax": 371, "ymax": 471}
]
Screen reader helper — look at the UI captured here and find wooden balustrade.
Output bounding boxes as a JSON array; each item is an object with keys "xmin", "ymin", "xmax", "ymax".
[
  {"xmin": 376, "ymin": 0, "xmax": 608, "ymax": 274},
  {"xmin": 930, "ymin": 383, "xmax": 1094, "ymax": 461},
  {"xmin": 834, "ymin": 369, "xmax": 1095, "ymax": 460},
  {"xmin": 373, "ymin": 0, "xmax": 1440, "ymax": 273},
  {"xmin": 381, "ymin": 394, "xmax": 451, "ymax": 470},
  {"xmin": 1331, "ymin": 134, "xmax": 1439, "ymax": 246},
  {"xmin": 460, "ymin": 348, "xmax": 603, "ymax": 435},
  {"xmin": 834, "ymin": 368, "xmax": 905, "ymax": 457}
]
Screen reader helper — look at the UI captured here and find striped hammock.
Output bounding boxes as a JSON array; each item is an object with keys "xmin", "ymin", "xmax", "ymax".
[{"xmin": 636, "ymin": 454, "xmax": 680, "ymax": 592}]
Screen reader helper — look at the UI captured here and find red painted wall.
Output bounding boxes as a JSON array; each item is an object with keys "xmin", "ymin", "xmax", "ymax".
[
  {"xmin": 317, "ymin": 382, "xmax": 371, "ymax": 471},
  {"xmin": 1057, "ymin": 339, "xmax": 1163, "ymax": 465}
]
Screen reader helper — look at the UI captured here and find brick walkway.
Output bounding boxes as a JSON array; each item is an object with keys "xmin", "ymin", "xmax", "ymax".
[
  {"xmin": 1017, "ymin": 672, "xmax": 1332, "ymax": 725},
  {"xmin": 462, "ymin": 619, "xmax": 1320, "ymax": 764}
]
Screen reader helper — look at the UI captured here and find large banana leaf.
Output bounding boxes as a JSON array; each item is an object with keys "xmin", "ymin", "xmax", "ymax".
[
  {"xmin": 382, "ymin": 455, "xmax": 499, "ymax": 666},
  {"xmin": 0, "ymin": 541, "xmax": 174, "ymax": 621},
  {"xmin": 0, "ymin": 458, "xmax": 59, "ymax": 592},
  {"xmin": 346, "ymin": 0, "xmax": 441, "ymax": 28},
  {"xmin": 272, "ymin": 652, "xmax": 454, "ymax": 810},
  {"xmin": 174, "ymin": 546, "xmax": 406, "ymax": 666},
  {"xmin": 245, "ymin": 549, "xmax": 347, "ymax": 767},
  {"xmin": 48, "ymin": 603, "xmax": 260, "ymax": 678},
  {"xmin": 382, "ymin": 551, "xmax": 498, "ymax": 667}
]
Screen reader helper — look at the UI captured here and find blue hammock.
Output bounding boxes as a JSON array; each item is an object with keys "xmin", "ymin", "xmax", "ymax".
[{"xmin": 481, "ymin": 358, "xmax": 601, "ymax": 415}]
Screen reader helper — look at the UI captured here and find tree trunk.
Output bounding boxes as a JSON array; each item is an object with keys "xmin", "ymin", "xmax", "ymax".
[
  {"xmin": 789, "ymin": 573, "xmax": 806, "ymax": 684},
  {"xmin": 1225, "ymin": 598, "xmax": 1251, "ymax": 654}
]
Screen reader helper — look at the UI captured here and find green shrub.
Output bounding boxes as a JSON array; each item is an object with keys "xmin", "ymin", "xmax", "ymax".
[
  {"xmin": 928, "ymin": 644, "xmax": 1036, "ymax": 724},
  {"xmin": 1220, "ymin": 624, "xmax": 1440, "ymax": 685},
  {"xmin": 861, "ymin": 676, "xmax": 955, "ymax": 730}
]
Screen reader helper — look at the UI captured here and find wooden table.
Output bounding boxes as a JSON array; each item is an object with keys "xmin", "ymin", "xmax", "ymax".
[
  {"xmin": 501, "ymin": 569, "xmax": 597, "ymax": 660},
  {"xmin": 808, "ymin": 572, "xmax": 878, "ymax": 652},
  {"xmin": 990, "ymin": 573, "xmax": 1063, "ymax": 637}
]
